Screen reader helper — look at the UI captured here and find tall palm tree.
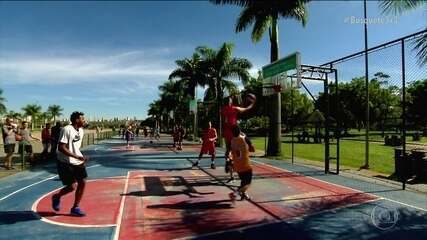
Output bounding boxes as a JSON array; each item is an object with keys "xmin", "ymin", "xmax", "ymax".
[
  {"xmin": 169, "ymin": 54, "xmax": 204, "ymax": 138},
  {"xmin": 169, "ymin": 54, "xmax": 204, "ymax": 99},
  {"xmin": 0, "ymin": 89, "xmax": 6, "ymax": 115},
  {"xmin": 158, "ymin": 80, "xmax": 187, "ymax": 130},
  {"xmin": 22, "ymin": 104, "xmax": 42, "ymax": 129},
  {"xmin": 148, "ymin": 100, "xmax": 162, "ymax": 121},
  {"xmin": 47, "ymin": 104, "xmax": 63, "ymax": 122},
  {"xmin": 211, "ymin": 0, "xmax": 309, "ymax": 155},
  {"xmin": 379, "ymin": 0, "xmax": 426, "ymax": 66},
  {"xmin": 196, "ymin": 42, "xmax": 252, "ymax": 146}
]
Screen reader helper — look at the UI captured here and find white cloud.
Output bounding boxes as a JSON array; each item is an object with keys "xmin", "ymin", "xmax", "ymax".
[{"xmin": 0, "ymin": 48, "xmax": 175, "ymax": 85}]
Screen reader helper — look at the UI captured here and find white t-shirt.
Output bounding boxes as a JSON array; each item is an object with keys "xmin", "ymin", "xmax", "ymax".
[{"xmin": 57, "ymin": 125, "xmax": 84, "ymax": 165}]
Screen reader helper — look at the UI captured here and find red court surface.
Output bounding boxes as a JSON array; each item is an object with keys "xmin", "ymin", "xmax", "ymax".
[
  {"xmin": 33, "ymin": 177, "xmax": 125, "ymax": 227},
  {"xmin": 32, "ymin": 163, "xmax": 378, "ymax": 239}
]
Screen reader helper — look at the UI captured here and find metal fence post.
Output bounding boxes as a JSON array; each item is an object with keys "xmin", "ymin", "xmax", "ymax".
[
  {"xmin": 401, "ymin": 39, "xmax": 407, "ymax": 190},
  {"xmin": 21, "ymin": 142, "xmax": 26, "ymax": 170}
]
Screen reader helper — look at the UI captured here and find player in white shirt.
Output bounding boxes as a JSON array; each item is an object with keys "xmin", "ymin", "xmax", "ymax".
[{"xmin": 51, "ymin": 111, "xmax": 88, "ymax": 217}]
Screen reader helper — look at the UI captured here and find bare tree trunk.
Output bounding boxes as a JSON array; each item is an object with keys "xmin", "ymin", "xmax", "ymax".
[{"xmin": 267, "ymin": 16, "xmax": 282, "ymax": 156}]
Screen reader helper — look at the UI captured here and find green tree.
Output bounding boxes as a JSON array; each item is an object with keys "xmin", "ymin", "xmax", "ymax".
[
  {"xmin": 407, "ymin": 79, "xmax": 427, "ymax": 128},
  {"xmin": 379, "ymin": 0, "xmax": 427, "ymax": 66},
  {"xmin": 47, "ymin": 104, "xmax": 63, "ymax": 122},
  {"xmin": 281, "ymin": 89, "xmax": 314, "ymax": 128},
  {"xmin": 158, "ymin": 80, "xmax": 189, "ymax": 130},
  {"xmin": 211, "ymin": 0, "xmax": 309, "ymax": 155},
  {"xmin": 169, "ymin": 53, "xmax": 204, "ymax": 138},
  {"xmin": 40, "ymin": 112, "xmax": 51, "ymax": 125},
  {"xmin": 169, "ymin": 54, "xmax": 203, "ymax": 99},
  {"xmin": 316, "ymin": 73, "xmax": 401, "ymax": 135},
  {"xmin": 22, "ymin": 104, "xmax": 42, "ymax": 129}
]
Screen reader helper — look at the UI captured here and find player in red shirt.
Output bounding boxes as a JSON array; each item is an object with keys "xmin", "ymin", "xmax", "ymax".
[
  {"xmin": 222, "ymin": 95, "xmax": 255, "ymax": 182},
  {"xmin": 192, "ymin": 121, "xmax": 217, "ymax": 169}
]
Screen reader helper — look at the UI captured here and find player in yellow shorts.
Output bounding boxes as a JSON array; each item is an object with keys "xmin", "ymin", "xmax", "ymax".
[{"xmin": 229, "ymin": 125, "xmax": 253, "ymax": 203}]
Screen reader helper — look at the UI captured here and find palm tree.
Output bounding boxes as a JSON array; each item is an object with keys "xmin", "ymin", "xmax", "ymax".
[
  {"xmin": 211, "ymin": 0, "xmax": 309, "ymax": 155},
  {"xmin": 158, "ymin": 80, "xmax": 187, "ymax": 130},
  {"xmin": 40, "ymin": 112, "xmax": 51, "ymax": 126},
  {"xmin": 169, "ymin": 54, "xmax": 204, "ymax": 99},
  {"xmin": 0, "ymin": 89, "xmax": 6, "ymax": 115},
  {"xmin": 47, "ymin": 104, "xmax": 63, "ymax": 122},
  {"xmin": 196, "ymin": 42, "xmax": 252, "ymax": 146},
  {"xmin": 379, "ymin": 0, "xmax": 426, "ymax": 66},
  {"xmin": 22, "ymin": 104, "xmax": 42, "ymax": 129},
  {"xmin": 169, "ymin": 54, "xmax": 204, "ymax": 138}
]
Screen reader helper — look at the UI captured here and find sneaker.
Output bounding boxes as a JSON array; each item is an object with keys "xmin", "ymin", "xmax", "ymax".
[
  {"xmin": 192, "ymin": 161, "xmax": 199, "ymax": 167},
  {"xmin": 70, "ymin": 207, "xmax": 86, "ymax": 217},
  {"xmin": 229, "ymin": 192, "xmax": 236, "ymax": 205},
  {"xmin": 210, "ymin": 163, "xmax": 216, "ymax": 169},
  {"xmin": 240, "ymin": 192, "xmax": 251, "ymax": 201},
  {"xmin": 226, "ymin": 177, "xmax": 235, "ymax": 183},
  {"xmin": 52, "ymin": 195, "xmax": 61, "ymax": 211}
]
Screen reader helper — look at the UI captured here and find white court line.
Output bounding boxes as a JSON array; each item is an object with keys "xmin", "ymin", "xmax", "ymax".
[
  {"xmin": 0, "ymin": 164, "xmax": 100, "ymax": 202},
  {"xmin": 113, "ymin": 171, "xmax": 131, "ymax": 240},
  {"xmin": 253, "ymin": 160, "xmax": 427, "ymax": 212},
  {"xmin": 0, "ymin": 175, "xmax": 57, "ymax": 202},
  {"xmin": 30, "ymin": 179, "xmax": 116, "ymax": 228}
]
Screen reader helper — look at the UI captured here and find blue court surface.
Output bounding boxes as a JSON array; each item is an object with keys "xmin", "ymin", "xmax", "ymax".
[{"xmin": 0, "ymin": 136, "xmax": 426, "ymax": 240}]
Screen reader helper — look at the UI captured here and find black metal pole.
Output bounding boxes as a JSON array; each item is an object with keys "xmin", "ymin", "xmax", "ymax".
[
  {"xmin": 334, "ymin": 68, "xmax": 340, "ymax": 175},
  {"xmin": 363, "ymin": 0, "xmax": 370, "ymax": 169},
  {"xmin": 264, "ymin": 96, "xmax": 268, "ymax": 157},
  {"xmin": 401, "ymin": 39, "xmax": 406, "ymax": 190},
  {"xmin": 325, "ymin": 75, "xmax": 330, "ymax": 174},
  {"xmin": 291, "ymin": 85, "xmax": 295, "ymax": 164}
]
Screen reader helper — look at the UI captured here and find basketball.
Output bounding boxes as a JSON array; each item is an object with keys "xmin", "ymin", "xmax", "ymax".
[
  {"xmin": 15, "ymin": 134, "xmax": 23, "ymax": 141},
  {"xmin": 245, "ymin": 93, "xmax": 256, "ymax": 105}
]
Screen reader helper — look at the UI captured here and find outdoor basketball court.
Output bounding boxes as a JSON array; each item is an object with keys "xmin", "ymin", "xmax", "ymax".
[{"xmin": 0, "ymin": 136, "xmax": 426, "ymax": 240}]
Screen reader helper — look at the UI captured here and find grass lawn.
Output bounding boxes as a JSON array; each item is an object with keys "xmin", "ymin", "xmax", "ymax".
[{"xmin": 252, "ymin": 137, "xmax": 395, "ymax": 175}]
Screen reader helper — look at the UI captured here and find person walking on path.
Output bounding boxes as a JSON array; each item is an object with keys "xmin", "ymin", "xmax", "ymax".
[
  {"xmin": 51, "ymin": 111, "xmax": 88, "ymax": 217},
  {"xmin": 192, "ymin": 121, "xmax": 217, "ymax": 169},
  {"xmin": 175, "ymin": 122, "xmax": 185, "ymax": 151},
  {"xmin": 125, "ymin": 125, "xmax": 133, "ymax": 147}
]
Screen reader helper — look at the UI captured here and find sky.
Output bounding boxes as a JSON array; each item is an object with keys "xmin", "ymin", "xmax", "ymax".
[{"xmin": 0, "ymin": 0, "xmax": 426, "ymax": 120}]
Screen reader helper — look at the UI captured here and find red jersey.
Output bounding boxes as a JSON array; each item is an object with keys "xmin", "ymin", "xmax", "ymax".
[
  {"xmin": 221, "ymin": 105, "xmax": 238, "ymax": 128},
  {"xmin": 201, "ymin": 127, "xmax": 216, "ymax": 155},
  {"xmin": 202, "ymin": 128, "xmax": 217, "ymax": 143},
  {"xmin": 41, "ymin": 128, "xmax": 51, "ymax": 142}
]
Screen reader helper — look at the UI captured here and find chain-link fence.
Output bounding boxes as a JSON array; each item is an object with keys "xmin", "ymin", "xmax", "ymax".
[{"xmin": 252, "ymin": 30, "xmax": 427, "ymax": 189}]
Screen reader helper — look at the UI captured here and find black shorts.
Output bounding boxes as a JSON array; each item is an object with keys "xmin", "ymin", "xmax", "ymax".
[
  {"xmin": 238, "ymin": 169, "xmax": 253, "ymax": 188},
  {"xmin": 57, "ymin": 161, "xmax": 88, "ymax": 186},
  {"xmin": 4, "ymin": 144, "xmax": 15, "ymax": 154},
  {"xmin": 18, "ymin": 144, "xmax": 33, "ymax": 154}
]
